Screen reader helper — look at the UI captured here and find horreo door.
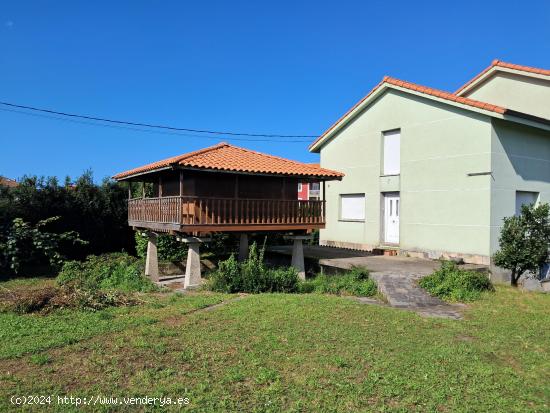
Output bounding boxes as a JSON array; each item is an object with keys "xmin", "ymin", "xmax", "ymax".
[{"xmin": 384, "ymin": 194, "xmax": 400, "ymax": 244}]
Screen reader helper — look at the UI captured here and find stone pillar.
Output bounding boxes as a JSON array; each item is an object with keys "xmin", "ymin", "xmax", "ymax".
[
  {"xmin": 238, "ymin": 233, "xmax": 249, "ymax": 262},
  {"xmin": 286, "ymin": 235, "xmax": 312, "ymax": 281},
  {"xmin": 180, "ymin": 237, "xmax": 211, "ymax": 290},
  {"xmin": 145, "ymin": 233, "xmax": 159, "ymax": 282}
]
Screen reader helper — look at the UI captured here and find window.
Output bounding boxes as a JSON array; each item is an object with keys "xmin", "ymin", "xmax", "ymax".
[
  {"xmin": 382, "ymin": 130, "xmax": 401, "ymax": 175},
  {"xmin": 310, "ymin": 182, "xmax": 320, "ymax": 191},
  {"xmin": 298, "ymin": 183, "xmax": 303, "ymax": 192},
  {"xmin": 515, "ymin": 191, "xmax": 539, "ymax": 216},
  {"xmin": 340, "ymin": 194, "xmax": 365, "ymax": 221}
]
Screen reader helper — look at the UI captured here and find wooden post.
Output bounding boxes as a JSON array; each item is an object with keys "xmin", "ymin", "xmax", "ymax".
[
  {"xmin": 159, "ymin": 176, "xmax": 163, "ymax": 198},
  {"xmin": 234, "ymin": 175, "xmax": 239, "ymax": 199},
  {"xmin": 322, "ymin": 181, "xmax": 326, "ymax": 224},
  {"xmin": 178, "ymin": 171, "xmax": 184, "ymax": 225},
  {"xmin": 141, "ymin": 182, "xmax": 145, "ymax": 198},
  {"xmin": 128, "ymin": 182, "xmax": 132, "ymax": 199}
]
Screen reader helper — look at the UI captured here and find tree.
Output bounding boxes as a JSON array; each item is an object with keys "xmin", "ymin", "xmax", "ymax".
[
  {"xmin": 0, "ymin": 170, "xmax": 133, "ymax": 264},
  {"xmin": 0, "ymin": 217, "xmax": 87, "ymax": 274},
  {"xmin": 493, "ymin": 203, "xmax": 550, "ymax": 286}
]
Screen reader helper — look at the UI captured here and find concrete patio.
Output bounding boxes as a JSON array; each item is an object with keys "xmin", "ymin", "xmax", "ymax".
[{"xmin": 268, "ymin": 245, "xmax": 488, "ymax": 319}]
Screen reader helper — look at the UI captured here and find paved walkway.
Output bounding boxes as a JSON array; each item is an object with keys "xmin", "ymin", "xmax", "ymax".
[
  {"xmin": 369, "ymin": 271, "xmax": 465, "ymax": 319},
  {"xmin": 269, "ymin": 246, "xmax": 478, "ymax": 319}
]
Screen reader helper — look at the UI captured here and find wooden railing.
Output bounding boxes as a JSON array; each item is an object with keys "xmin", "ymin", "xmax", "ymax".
[{"xmin": 128, "ymin": 196, "xmax": 325, "ymax": 226}]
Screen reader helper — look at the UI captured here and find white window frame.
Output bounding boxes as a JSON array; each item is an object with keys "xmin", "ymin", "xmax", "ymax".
[
  {"xmin": 298, "ymin": 183, "xmax": 303, "ymax": 192},
  {"xmin": 382, "ymin": 129, "xmax": 401, "ymax": 176},
  {"xmin": 339, "ymin": 193, "xmax": 366, "ymax": 222}
]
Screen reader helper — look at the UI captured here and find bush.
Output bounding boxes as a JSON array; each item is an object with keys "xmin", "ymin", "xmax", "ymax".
[
  {"xmin": 300, "ymin": 267, "xmax": 377, "ymax": 297},
  {"xmin": 0, "ymin": 171, "xmax": 134, "ymax": 270},
  {"xmin": 57, "ymin": 253, "xmax": 157, "ymax": 292},
  {"xmin": 0, "ymin": 283, "xmax": 137, "ymax": 314},
  {"xmin": 419, "ymin": 261, "xmax": 494, "ymax": 301},
  {"xmin": 0, "ymin": 216, "xmax": 86, "ymax": 274},
  {"xmin": 493, "ymin": 203, "xmax": 550, "ymax": 286},
  {"xmin": 208, "ymin": 243, "xmax": 300, "ymax": 293},
  {"xmin": 134, "ymin": 232, "xmax": 187, "ymax": 262}
]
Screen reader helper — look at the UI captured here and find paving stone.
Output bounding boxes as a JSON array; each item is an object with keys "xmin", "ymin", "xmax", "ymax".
[{"xmin": 370, "ymin": 271, "xmax": 463, "ymax": 319}]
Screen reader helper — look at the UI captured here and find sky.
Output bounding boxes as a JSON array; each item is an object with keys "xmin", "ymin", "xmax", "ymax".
[{"xmin": 1, "ymin": 0, "xmax": 549, "ymax": 182}]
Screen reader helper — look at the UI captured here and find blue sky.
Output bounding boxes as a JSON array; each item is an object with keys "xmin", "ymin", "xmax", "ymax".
[{"xmin": 1, "ymin": 0, "xmax": 549, "ymax": 182}]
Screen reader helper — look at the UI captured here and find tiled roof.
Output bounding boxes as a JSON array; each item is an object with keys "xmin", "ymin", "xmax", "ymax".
[
  {"xmin": 0, "ymin": 176, "xmax": 17, "ymax": 188},
  {"xmin": 309, "ymin": 76, "xmax": 507, "ymax": 150},
  {"xmin": 455, "ymin": 59, "xmax": 550, "ymax": 95},
  {"xmin": 384, "ymin": 76, "xmax": 507, "ymax": 113},
  {"xmin": 114, "ymin": 142, "xmax": 344, "ymax": 180}
]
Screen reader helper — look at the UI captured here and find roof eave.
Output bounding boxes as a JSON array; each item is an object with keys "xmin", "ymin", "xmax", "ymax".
[
  {"xmin": 456, "ymin": 65, "xmax": 550, "ymax": 96},
  {"xmin": 114, "ymin": 164, "xmax": 344, "ymax": 181},
  {"xmin": 503, "ymin": 111, "xmax": 550, "ymax": 132},
  {"xmin": 113, "ymin": 165, "xmax": 175, "ymax": 181},
  {"xmin": 309, "ymin": 85, "xmax": 387, "ymax": 153},
  {"xmin": 309, "ymin": 83, "xmax": 505, "ymax": 152}
]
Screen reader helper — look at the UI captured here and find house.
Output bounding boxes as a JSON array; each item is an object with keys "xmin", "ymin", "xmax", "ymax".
[
  {"xmin": 0, "ymin": 176, "xmax": 18, "ymax": 188},
  {"xmin": 298, "ymin": 165, "xmax": 321, "ymax": 201},
  {"xmin": 113, "ymin": 142, "xmax": 343, "ymax": 287},
  {"xmin": 298, "ymin": 181, "xmax": 321, "ymax": 200},
  {"xmin": 309, "ymin": 60, "xmax": 550, "ymax": 280}
]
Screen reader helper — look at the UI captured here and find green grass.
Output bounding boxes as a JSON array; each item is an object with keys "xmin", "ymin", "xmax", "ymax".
[
  {"xmin": 0, "ymin": 279, "xmax": 229, "ymax": 359},
  {"xmin": 0, "ymin": 280, "xmax": 549, "ymax": 412}
]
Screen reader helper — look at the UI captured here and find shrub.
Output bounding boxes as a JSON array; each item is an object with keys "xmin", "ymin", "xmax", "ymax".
[
  {"xmin": 493, "ymin": 203, "xmax": 550, "ymax": 286},
  {"xmin": 301, "ymin": 267, "xmax": 377, "ymax": 297},
  {"xmin": 419, "ymin": 261, "xmax": 494, "ymax": 301},
  {"xmin": 57, "ymin": 253, "xmax": 157, "ymax": 292},
  {"xmin": 208, "ymin": 243, "xmax": 300, "ymax": 293},
  {"xmin": 135, "ymin": 232, "xmax": 187, "ymax": 262},
  {"xmin": 0, "ymin": 171, "xmax": 134, "ymax": 266},
  {"xmin": 0, "ymin": 216, "xmax": 86, "ymax": 274}
]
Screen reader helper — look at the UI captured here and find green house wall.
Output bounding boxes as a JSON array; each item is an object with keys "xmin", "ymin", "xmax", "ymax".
[
  {"xmin": 319, "ymin": 89, "xmax": 495, "ymax": 263},
  {"xmin": 464, "ymin": 72, "xmax": 550, "ymax": 120}
]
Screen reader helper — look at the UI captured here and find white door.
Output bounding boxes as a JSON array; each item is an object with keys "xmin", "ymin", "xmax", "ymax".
[{"xmin": 384, "ymin": 194, "xmax": 400, "ymax": 244}]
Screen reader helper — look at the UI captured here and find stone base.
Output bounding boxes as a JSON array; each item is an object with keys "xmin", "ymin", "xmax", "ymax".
[
  {"xmin": 320, "ymin": 239, "xmax": 375, "ymax": 251},
  {"xmin": 320, "ymin": 239, "xmax": 491, "ymax": 266},
  {"xmin": 520, "ymin": 276, "xmax": 550, "ymax": 293},
  {"xmin": 400, "ymin": 249, "xmax": 490, "ymax": 266},
  {"xmin": 177, "ymin": 237, "xmax": 211, "ymax": 290},
  {"xmin": 238, "ymin": 233, "xmax": 249, "ymax": 262},
  {"xmin": 145, "ymin": 233, "xmax": 159, "ymax": 282},
  {"xmin": 285, "ymin": 235, "xmax": 312, "ymax": 281}
]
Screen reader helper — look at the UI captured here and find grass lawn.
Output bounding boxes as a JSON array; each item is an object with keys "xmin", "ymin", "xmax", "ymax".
[{"xmin": 0, "ymin": 280, "xmax": 549, "ymax": 412}]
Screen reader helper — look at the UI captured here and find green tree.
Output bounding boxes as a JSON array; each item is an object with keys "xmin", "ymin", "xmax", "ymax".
[
  {"xmin": 493, "ymin": 203, "xmax": 550, "ymax": 286},
  {"xmin": 0, "ymin": 217, "xmax": 86, "ymax": 274},
  {"xmin": 0, "ymin": 170, "xmax": 133, "ymax": 267}
]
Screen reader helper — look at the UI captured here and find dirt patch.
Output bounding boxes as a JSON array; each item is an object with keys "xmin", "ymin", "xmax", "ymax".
[
  {"xmin": 163, "ymin": 294, "xmax": 248, "ymax": 327},
  {"xmin": 0, "ymin": 284, "xmax": 138, "ymax": 314},
  {"xmin": 455, "ymin": 334, "xmax": 476, "ymax": 342}
]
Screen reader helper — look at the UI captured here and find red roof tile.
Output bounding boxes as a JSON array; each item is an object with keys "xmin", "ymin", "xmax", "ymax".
[
  {"xmin": 114, "ymin": 142, "xmax": 344, "ymax": 180},
  {"xmin": 0, "ymin": 176, "xmax": 17, "ymax": 188},
  {"xmin": 455, "ymin": 59, "xmax": 550, "ymax": 95},
  {"xmin": 309, "ymin": 76, "xmax": 507, "ymax": 150}
]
